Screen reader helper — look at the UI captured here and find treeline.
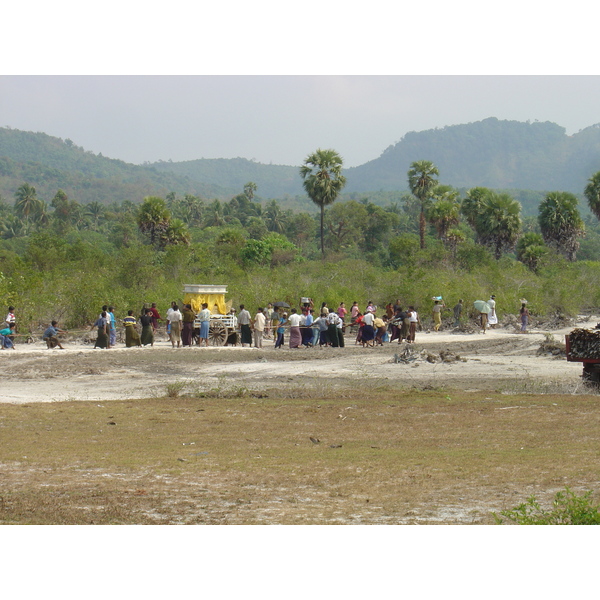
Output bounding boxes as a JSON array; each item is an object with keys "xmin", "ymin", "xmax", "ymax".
[{"xmin": 3, "ymin": 162, "xmax": 600, "ymax": 332}]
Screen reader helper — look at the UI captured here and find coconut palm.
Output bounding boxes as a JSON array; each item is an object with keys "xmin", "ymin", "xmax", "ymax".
[
  {"xmin": 584, "ymin": 171, "xmax": 600, "ymax": 221},
  {"xmin": 538, "ymin": 191, "xmax": 584, "ymax": 261},
  {"xmin": 475, "ymin": 192, "xmax": 522, "ymax": 259},
  {"xmin": 84, "ymin": 201, "xmax": 105, "ymax": 231},
  {"xmin": 300, "ymin": 148, "xmax": 346, "ymax": 256},
  {"xmin": 407, "ymin": 160, "xmax": 439, "ymax": 249},
  {"xmin": 264, "ymin": 199, "xmax": 288, "ymax": 234},
  {"xmin": 14, "ymin": 183, "xmax": 41, "ymax": 224}
]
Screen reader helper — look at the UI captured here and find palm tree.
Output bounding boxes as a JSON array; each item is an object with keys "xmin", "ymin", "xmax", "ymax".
[
  {"xmin": 461, "ymin": 187, "xmax": 490, "ymax": 233},
  {"xmin": 538, "ymin": 191, "xmax": 584, "ymax": 261},
  {"xmin": 584, "ymin": 171, "xmax": 600, "ymax": 221},
  {"xmin": 407, "ymin": 160, "xmax": 439, "ymax": 249},
  {"xmin": 14, "ymin": 183, "xmax": 41, "ymax": 225},
  {"xmin": 300, "ymin": 148, "xmax": 346, "ymax": 256},
  {"xmin": 264, "ymin": 200, "xmax": 288, "ymax": 234},
  {"xmin": 476, "ymin": 192, "xmax": 522, "ymax": 259},
  {"xmin": 516, "ymin": 232, "xmax": 547, "ymax": 272},
  {"xmin": 84, "ymin": 201, "xmax": 105, "ymax": 231},
  {"xmin": 244, "ymin": 182, "xmax": 258, "ymax": 202},
  {"xmin": 137, "ymin": 196, "xmax": 171, "ymax": 248},
  {"xmin": 427, "ymin": 185, "xmax": 461, "ymax": 242},
  {"xmin": 164, "ymin": 218, "xmax": 191, "ymax": 247}
]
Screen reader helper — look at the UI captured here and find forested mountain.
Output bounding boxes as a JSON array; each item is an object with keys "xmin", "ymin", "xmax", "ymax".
[
  {"xmin": 0, "ymin": 127, "xmax": 231, "ymax": 204},
  {"xmin": 2, "ymin": 118, "xmax": 600, "ymax": 208},
  {"xmin": 346, "ymin": 118, "xmax": 600, "ymax": 193}
]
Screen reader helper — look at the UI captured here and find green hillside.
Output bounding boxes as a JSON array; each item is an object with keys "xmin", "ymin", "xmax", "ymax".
[
  {"xmin": 2, "ymin": 118, "xmax": 600, "ymax": 209},
  {"xmin": 0, "ymin": 127, "xmax": 231, "ymax": 204},
  {"xmin": 346, "ymin": 118, "xmax": 600, "ymax": 193}
]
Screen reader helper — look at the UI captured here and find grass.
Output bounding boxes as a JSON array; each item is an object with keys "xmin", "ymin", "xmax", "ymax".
[{"xmin": 1, "ymin": 388, "xmax": 600, "ymax": 524}]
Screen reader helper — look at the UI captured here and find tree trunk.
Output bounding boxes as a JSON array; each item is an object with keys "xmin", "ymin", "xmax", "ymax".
[
  {"xmin": 321, "ymin": 205, "xmax": 325, "ymax": 256},
  {"xmin": 419, "ymin": 208, "xmax": 426, "ymax": 249}
]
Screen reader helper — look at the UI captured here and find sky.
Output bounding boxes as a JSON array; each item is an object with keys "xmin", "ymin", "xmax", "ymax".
[
  {"xmin": 3, "ymin": 75, "xmax": 600, "ymax": 168},
  {"xmin": 2, "ymin": 2, "xmax": 600, "ymax": 169}
]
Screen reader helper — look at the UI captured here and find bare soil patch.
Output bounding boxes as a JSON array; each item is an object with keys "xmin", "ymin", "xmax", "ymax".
[{"xmin": 1, "ymin": 317, "xmax": 598, "ymax": 524}]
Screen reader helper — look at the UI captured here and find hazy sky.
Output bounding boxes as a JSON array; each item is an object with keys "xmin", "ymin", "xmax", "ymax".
[
  {"xmin": 3, "ymin": 75, "xmax": 600, "ymax": 168},
  {"xmin": 3, "ymin": 3, "xmax": 599, "ymax": 168}
]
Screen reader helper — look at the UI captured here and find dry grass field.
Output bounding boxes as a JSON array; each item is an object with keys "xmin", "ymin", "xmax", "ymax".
[{"xmin": 2, "ymin": 386, "xmax": 600, "ymax": 524}]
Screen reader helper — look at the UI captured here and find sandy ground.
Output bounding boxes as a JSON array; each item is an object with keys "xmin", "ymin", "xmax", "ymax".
[{"xmin": 1, "ymin": 316, "xmax": 597, "ymax": 403}]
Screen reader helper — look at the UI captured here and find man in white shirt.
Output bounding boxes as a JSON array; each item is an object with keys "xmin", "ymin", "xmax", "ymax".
[
  {"xmin": 168, "ymin": 304, "xmax": 182, "ymax": 348},
  {"xmin": 252, "ymin": 308, "xmax": 266, "ymax": 348}
]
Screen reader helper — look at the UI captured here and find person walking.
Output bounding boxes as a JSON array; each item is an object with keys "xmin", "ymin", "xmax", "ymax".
[
  {"xmin": 453, "ymin": 299, "xmax": 463, "ymax": 327},
  {"xmin": 108, "ymin": 306, "xmax": 117, "ymax": 348},
  {"xmin": 520, "ymin": 302, "xmax": 530, "ymax": 333},
  {"xmin": 198, "ymin": 302, "xmax": 212, "ymax": 347},
  {"xmin": 92, "ymin": 311, "xmax": 110, "ymax": 349},
  {"xmin": 238, "ymin": 305, "xmax": 252, "ymax": 347},
  {"xmin": 432, "ymin": 300, "xmax": 445, "ymax": 332},
  {"xmin": 123, "ymin": 310, "xmax": 142, "ymax": 348},
  {"xmin": 169, "ymin": 304, "xmax": 182, "ymax": 348},
  {"xmin": 252, "ymin": 307, "xmax": 266, "ymax": 348},
  {"xmin": 488, "ymin": 295, "xmax": 498, "ymax": 328},
  {"xmin": 275, "ymin": 313, "xmax": 287, "ymax": 349},
  {"xmin": 288, "ymin": 308, "xmax": 302, "ymax": 349},
  {"xmin": 181, "ymin": 304, "xmax": 195, "ymax": 346},
  {"xmin": 407, "ymin": 306, "xmax": 419, "ymax": 343}
]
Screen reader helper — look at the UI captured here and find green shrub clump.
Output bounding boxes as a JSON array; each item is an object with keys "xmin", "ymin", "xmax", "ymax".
[{"xmin": 494, "ymin": 487, "xmax": 600, "ymax": 525}]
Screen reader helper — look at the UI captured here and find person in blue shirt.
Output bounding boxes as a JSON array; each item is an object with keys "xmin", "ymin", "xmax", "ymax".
[
  {"xmin": 108, "ymin": 306, "xmax": 117, "ymax": 348},
  {"xmin": 42, "ymin": 321, "xmax": 67, "ymax": 349},
  {"xmin": 0, "ymin": 322, "xmax": 16, "ymax": 349}
]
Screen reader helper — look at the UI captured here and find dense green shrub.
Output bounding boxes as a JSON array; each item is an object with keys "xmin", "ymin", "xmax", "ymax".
[{"xmin": 494, "ymin": 488, "xmax": 600, "ymax": 525}]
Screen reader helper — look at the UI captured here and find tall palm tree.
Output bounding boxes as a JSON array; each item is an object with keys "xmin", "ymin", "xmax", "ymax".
[
  {"xmin": 584, "ymin": 171, "xmax": 600, "ymax": 221},
  {"xmin": 538, "ymin": 191, "xmax": 584, "ymax": 261},
  {"xmin": 14, "ymin": 183, "xmax": 41, "ymax": 225},
  {"xmin": 300, "ymin": 148, "xmax": 346, "ymax": 256},
  {"xmin": 407, "ymin": 160, "xmax": 439, "ymax": 249},
  {"xmin": 476, "ymin": 192, "xmax": 522, "ymax": 259}
]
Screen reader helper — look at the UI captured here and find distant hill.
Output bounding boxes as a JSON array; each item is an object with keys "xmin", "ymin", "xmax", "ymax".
[
  {"xmin": 2, "ymin": 118, "xmax": 600, "ymax": 209},
  {"xmin": 0, "ymin": 127, "xmax": 232, "ymax": 205},
  {"xmin": 345, "ymin": 118, "xmax": 600, "ymax": 194}
]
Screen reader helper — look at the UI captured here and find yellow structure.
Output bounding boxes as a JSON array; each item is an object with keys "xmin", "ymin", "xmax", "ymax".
[{"xmin": 182, "ymin": 284, "xmax": 230, "ymax": 315}]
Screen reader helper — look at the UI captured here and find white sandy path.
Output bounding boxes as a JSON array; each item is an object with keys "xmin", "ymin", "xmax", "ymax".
[{"xmin": 0, "ymin": 318, "xmax": 596, "ymax": 403}]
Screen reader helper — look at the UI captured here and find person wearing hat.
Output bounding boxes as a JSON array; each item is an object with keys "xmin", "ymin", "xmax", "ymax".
[{"xmin": 488, "ymin": 295, "xmax": 497, "ymax": 329}]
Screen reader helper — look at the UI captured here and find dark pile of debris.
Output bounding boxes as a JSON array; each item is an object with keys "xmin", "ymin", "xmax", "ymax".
[
  {"xmin": 566, "ymin": 328, "xmax": 600, "ymax": 360},
  {"xmin": 537, "ymin": 311, "xmax": 575, "ymax": 330},
  {"xmin": 391, "ymin": 347, "xmax": 466, "ymax": 364}
]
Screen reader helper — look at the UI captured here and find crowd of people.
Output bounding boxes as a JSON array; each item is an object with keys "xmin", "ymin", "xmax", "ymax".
[{"xmin": 1, "ymin": 292, "xmax": 527, "ymax": 352}]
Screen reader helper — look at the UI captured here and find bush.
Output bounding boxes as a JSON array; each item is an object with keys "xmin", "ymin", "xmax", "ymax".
[{"xmin": 493, "ymin": 487, "xmax": 600, "ymax": 524}]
